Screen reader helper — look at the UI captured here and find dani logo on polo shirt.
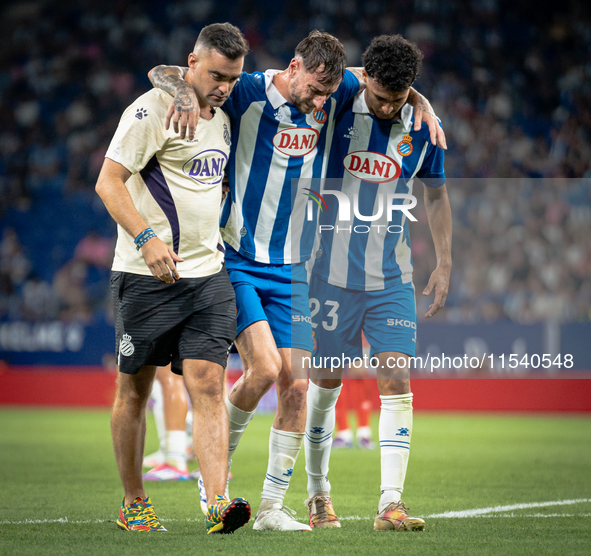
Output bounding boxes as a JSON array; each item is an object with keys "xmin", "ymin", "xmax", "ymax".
[
  {"xmin": 273, "ymin": 128, "xmax": 320, "ymax": 157},
  {"xmin": 182, "ymin": 149, "xmax": 228, "ymax": 185},
  {"xmin": 343, "ymin": 151, "xmax": 401, "ymax": 183}
]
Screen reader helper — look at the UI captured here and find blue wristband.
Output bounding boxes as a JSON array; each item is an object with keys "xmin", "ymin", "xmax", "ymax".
[
  {"xmin": 134, "ymin": 228, "xmax": 153, "ymax": 245},
  {"xmin": 136, "ymin": 232, "xmax": 157, "ymax": 250}
]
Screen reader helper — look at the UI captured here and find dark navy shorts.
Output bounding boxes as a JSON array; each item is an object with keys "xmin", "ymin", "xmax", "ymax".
[{"xmin": 111, "ymin": 267, "xmax": 236, "ymax": 375}]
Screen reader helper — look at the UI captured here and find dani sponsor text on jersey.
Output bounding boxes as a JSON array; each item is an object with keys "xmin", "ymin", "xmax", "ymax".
[
  {"xmin": 311, "ymin": 91, "xmax": 445, "ymax": 291},
  {"xmin": 219, "ymin": 69, "xmax": 359, "ymax": 264}
]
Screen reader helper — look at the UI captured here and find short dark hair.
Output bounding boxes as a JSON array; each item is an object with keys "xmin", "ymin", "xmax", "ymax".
[
  {"xmin": 294, "ymin": 30, "xmax": 346, "ymax": 85},
  {"xmin": 362, "ymin": 35, "xmax": 423, "ymax": 92},
  {"xmin": 195, "ymin": 23, "xmax": 249, "ymax": 60}
]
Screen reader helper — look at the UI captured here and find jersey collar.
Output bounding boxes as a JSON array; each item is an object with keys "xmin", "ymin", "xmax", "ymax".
[
  {"xmin": 264, "ymin": 69, "xmax": 288, "ymax": 109},
  {"xmin": 354, "ymin": 90, "xmax": 414, "ymax": 130}
]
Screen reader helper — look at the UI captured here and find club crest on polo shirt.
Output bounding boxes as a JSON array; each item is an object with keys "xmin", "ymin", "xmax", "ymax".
[{"xmin": 182, "ymin": 149, "xmax": 228, "ymax": 185}]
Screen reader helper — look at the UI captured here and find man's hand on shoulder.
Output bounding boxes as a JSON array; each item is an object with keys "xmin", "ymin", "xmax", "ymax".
[
  {"xmin": 407, "ymin": 88, "xmax": 447, "ymax": 150},
  {"xmin": 148, "ymin": 65, "xmax": 199, "ymax": 140},
  {"xmin": 140, "ymin": 236, "xmax": 184, "ymax": 283},
  {"xmin": 347, "ymin": 67, "xmax": 365, "ymax": 90}
]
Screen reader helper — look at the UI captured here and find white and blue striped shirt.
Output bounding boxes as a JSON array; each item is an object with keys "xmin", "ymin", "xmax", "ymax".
[
  {"xmin": 220, "ymin": 69, "xmax": 359, "ymax": 264},
  {"xmin": 310, "ymin": 91, "xmax": 445, "ymax": 291}
]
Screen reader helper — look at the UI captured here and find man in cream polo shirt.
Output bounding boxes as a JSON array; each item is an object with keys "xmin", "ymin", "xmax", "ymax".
[{"xmin": 95, "ymin": 23, "xmax": 251, "ymax": 535}]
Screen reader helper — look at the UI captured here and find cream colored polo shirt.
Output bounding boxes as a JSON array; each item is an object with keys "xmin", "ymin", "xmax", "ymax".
[{"xmin": 106, "ymin": 88, "xmax": 231, "ymax": 278}]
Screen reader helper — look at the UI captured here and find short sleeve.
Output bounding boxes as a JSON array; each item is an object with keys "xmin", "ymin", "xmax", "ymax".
[
  {"xmin": 105, "ymin": 90, "xmax": 169, "ymax": 174},
  {"xmin": 417, "ymin": 131, "xmax": 446, "ymax": 188},
  {"xmin": 331, "ymin": 69, "xmax": 361, "ymax": 108}
]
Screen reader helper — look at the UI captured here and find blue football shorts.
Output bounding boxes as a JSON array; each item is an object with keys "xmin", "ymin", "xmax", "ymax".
[
  {"xmin": 309, "ymin": 273, "xmax": 417, "ymax": 362},
  {"xmin": 224, "ymin": 245, "xmax": 313, "ymax": 352}
]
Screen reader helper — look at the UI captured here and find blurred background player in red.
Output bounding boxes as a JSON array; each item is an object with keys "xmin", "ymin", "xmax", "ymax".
[
  {"xmin": 142, "ymin": 365, "xmax": 194, "ymax": 480},
  {"xmin": 333, "ymin": 334, "xmax": 375, "ymax": 449}
]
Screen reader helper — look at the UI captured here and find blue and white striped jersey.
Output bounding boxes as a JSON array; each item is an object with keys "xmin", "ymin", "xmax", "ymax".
[
  {"xmin": 310, "ymin": 91, "xmax": 445, "ymax": 291},
  {"xmin": 220, "ymin": 69, "xmax": 359, "ymax": 264}
]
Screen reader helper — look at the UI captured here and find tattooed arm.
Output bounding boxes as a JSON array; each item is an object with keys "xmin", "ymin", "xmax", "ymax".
[
  {"xmin": 148, "ymin": 65, "xmax": 198, "ymax": 140},
  {"xmin": 347, "ymin": 67, "xmax": 366, "ymax": 90},
  {"xmin": 406, "ymin": 88, "xmax": 447, "ymax": 149},
  {"xmin": 346, "ymin": 67, "xmax": 447, "ymax": 150}
]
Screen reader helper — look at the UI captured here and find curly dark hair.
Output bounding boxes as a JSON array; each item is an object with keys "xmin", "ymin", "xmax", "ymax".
[
  {"xmin": 362, "ymin": 35, "xmax": 423, "ymax": 92},
  {"xmin": 295, "ymin": 30, "xmax": 347, "ymax": 86}
]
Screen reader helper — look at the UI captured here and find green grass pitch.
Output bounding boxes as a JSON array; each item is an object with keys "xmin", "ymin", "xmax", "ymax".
[{"xmin": 1, "ymin": 408, "xmax": 590, "ymax": 555}]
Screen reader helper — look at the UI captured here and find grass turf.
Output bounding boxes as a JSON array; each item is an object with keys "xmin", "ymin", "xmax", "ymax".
[{"xmin": 0, "ymin": 408, "xmax": 590, "ymax": 555}]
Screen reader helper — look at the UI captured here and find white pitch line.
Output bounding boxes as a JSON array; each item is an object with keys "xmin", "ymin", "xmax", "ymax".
[
  {"xmin": 479, "ymin": 513, "xmax": 591, "ymax": 518},
  {"xmin": 2, "ymin": 500, "xmax": 590, "ymax": 525},
  {"xmin": 426, "ymin": 498, "xmax": 591, "ymax": 518}
]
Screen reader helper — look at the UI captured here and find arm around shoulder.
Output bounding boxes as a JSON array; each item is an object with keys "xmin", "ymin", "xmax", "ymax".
[{"xmin": 148, "ymin": 65, "xmax": 198, "ymax": 140}]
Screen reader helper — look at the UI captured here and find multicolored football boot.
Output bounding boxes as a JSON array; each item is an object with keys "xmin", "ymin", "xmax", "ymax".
[
  {"xmin": 373, "ymin": 501, "xmax": 425, "ymax": 532},
  {"xmin": 116, "ymin": 496, "xmax": 167, "ymax": 532},
  {"xmin": 197, "ymin": 473, "xmax": 233, "ymax": 514},
  {"xmin": 206, "ymin": 495, "xmax": 251, "ymax": 534},
  {"xmin": 306, "ymin": 495, "xmax": 341, "ymax": 528}
]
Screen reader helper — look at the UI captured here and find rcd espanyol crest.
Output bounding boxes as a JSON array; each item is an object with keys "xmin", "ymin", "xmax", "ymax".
[{"xmin": 119, "ymin": 333, "xmax": 135, "ymax": 357}]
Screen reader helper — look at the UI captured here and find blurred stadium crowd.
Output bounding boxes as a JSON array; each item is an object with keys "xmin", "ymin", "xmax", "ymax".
[{"xmin": 0, "ymin": 0, "xmax": 590, "ymax": 324}]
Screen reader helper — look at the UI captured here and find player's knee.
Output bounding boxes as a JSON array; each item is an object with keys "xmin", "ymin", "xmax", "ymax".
[
  {"xmin": 184, "ymin": 365, "xmax": 225, "ymax": 399},
  {"xmin": 377, "ymin": 378, "xmax": 410, "ymax": 396},
  {"xmin": 114, "ymin": 385, "xmax": 149, "ymax": 413},
  {"xmin": 278, "ymin": 378, "xmax": 308, "ymax": 410},
  {"xmin": 198, "ymin": 381, "xmax": 225, "ymax": 401},
  {"xmin": 114, "ymin": 374, "xmax": 152, "ymax": 409},
  {"xmin": 247, "ymin": 351, "xmax": 282, "ymax": 388}
]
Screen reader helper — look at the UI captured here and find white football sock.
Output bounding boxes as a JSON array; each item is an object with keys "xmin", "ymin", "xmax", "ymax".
[
  {"xmin": 378, "ymin": 393, "xmax": 413, "ymax": 512},
  {"xmin": 336, "ymin": 429, "xmax": 353, "ymax": 443},
  {"xmin": 165, "ymin": 430, "xmax": 187, "ymax": 472},
  {"xmin": 226, "ymin": 397, "xmax": 256, "ymax": 465},
  {"xmin": 305, "ymin": 381, "xmax": 342, "ymax": 497},
  {"xmin": 185, "ymin": 399, "xmax": 193, "ymax": 449},
  {"xmin": 151, "ymin": 380, "xmax": 166, "ymax": 453},
  {"xmin": 356, "ymin": 426, "xmax": 372, "ymax": 440},
  {"xmin": 261, "ymin": 427, "xmax": 304, "ymax": 504}
]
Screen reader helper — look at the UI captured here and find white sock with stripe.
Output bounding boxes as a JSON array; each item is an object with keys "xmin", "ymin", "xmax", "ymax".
[
  {"xmin": 261, "ymin": 427, "xmax": 304, "ymax": 504},
  {"xmin": 305, "ymin": 381, "xmax": 342, "ymax": 497},
  {"xmin": 378, "ymin": 393, "xmax": 413, "ymax": 512}
]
